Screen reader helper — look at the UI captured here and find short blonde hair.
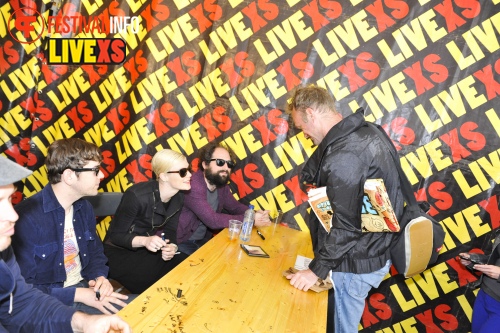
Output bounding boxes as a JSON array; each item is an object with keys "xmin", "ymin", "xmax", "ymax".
[
  {"xmin": 151, "ymin": 149, "xmax": 186, "ymax": 178},
  {"xmin": 287, "ymin": 85, "xmax": 338, "ymax": 115}
]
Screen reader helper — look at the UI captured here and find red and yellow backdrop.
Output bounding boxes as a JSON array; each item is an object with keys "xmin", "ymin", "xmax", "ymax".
[{"xmin": 1, "ymin": 0, "xmax": 500, "ymax": 331}]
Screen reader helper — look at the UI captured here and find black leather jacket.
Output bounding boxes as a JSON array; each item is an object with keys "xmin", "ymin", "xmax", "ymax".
[
  {"xmin": 105, "ymin": 180, "xmax": 184, "ymax": 250},
  {"xmin": 469, "ymin": 232, "xmax": 500, "ymax": 301},
  {"xmin": 301, "ymin": 110, "xmax": 405, "ymax": 279}
]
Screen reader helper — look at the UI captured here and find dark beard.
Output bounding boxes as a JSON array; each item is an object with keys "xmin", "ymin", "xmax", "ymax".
[{"xmin": 205, "ymin": 168, "xmax": 229, "ymax": 187}]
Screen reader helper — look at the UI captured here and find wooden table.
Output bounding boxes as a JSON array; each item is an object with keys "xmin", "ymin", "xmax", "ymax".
[{"xmin": 117, "ymin": 224, "xmax": 327, "ymax": 332}]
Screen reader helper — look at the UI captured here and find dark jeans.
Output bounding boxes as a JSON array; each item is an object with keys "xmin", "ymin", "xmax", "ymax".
[{"xmin": 178, "ymin": 236, "xmax": 211, "ymax": 255}]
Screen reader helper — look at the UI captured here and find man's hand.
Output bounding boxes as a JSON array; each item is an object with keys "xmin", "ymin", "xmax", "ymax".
[
  {"xmin": 286, "ymin": 269, "xmax": 318, "ymax": 291},
  {"xmin": 76, "ymin": 288, "xmax": 129, "ymax": 314},
  {"xmin": 458, "ymin": 252, "xmax": 472, "ymax": 266},
  {"xmin": 473, "ymin": 264, "xmax": 500, "ymax": 279},
  {"xmin": 71, "ymin": 312, "xmax": 131, "ymax": 333},
  {"xmin": 254, "ymin": 210, "xmax": 271, "ymax": 227},
  {"xmin": 89, "ymin": 276, "xmax": 114, "ymax": 298}
]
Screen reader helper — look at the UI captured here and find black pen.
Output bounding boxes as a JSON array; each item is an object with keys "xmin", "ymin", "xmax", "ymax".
[
  {"xmin": 257, "ymin": 229, "xmax": 265, "ymax": 240},
  {"xmin": 94, "ymin": 277, "xmax": 100, "ymax": 300}
]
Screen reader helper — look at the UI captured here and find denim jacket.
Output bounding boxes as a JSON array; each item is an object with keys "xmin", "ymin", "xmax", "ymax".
[
  {"xmin": 12, "ymin": 185, "xmax": 108, "ymax": 306},
  {"xmin": 1, "ymin": 246, "xmax": 75, "ymax": 332}
]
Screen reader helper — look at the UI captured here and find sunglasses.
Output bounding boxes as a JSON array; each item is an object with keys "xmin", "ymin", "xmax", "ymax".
[
  {"xmin": 67, "ymin": 166, "xmax": 101, "ymax": 176},
  {"xmin": 210, "ymin": 158, "xmax": 235, "ymax": 169},
  {"xmin": 167, "ymin": 167, "xmax": 191, "ymax": 178}
]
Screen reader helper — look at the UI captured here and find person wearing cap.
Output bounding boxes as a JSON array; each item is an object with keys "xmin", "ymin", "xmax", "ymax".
[
  {"xmin": 12, "ymin": 138, "xmax": 131, "ymax": 315},
  {"xmin": 176, "ymin": 142, "xmax": 271, "ymax": 255},
  {"xmin": 0, "ymin": 155, "xmax": 131, "ymax": 332}
]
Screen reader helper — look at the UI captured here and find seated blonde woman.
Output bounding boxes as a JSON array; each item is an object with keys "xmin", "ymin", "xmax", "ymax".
[{"xmin": 104, "ymin": 149, "xmax": 192, "ymax": 294}]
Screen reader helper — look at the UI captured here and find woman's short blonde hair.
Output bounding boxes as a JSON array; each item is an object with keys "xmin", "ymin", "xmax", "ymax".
[{"xmin": 151, "ymin": 149, "xmax": 186, "ymax": 178}]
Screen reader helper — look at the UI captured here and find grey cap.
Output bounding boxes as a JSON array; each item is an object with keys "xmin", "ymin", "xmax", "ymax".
[{"xmin": 0, "ymin": 156, "xmax": 32, "ymax": 186}]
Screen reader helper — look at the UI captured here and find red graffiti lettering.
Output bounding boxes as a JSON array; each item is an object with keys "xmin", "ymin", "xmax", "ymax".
[
  {"xmin": 284, "ymin": 175, "xmax": 308, "ymax": 206},
  {"xmin": 366, "ymin": 0, "xmax": 396, "ymax": 32},
  {"xmin": 302, "ymin": 0, "xmax": 329, "ymax": 32},
  {"xmin": 474, "ymin": 65, "xmax": 500, "ymax": 100},
  {"xmin": 123, "ymin": 50, "xmax": 148, "ymax": 84},
  {"xmin": 140, "ymin": 0, "xmax": 170, "ymax": 31},
  {"xmin": 242, "ymin": 2, "xmax": 267, "ymax": 33},
  {"xmin": 167, "ymin": 56, "xmax": 191, "ymax": 86},
  {"xmin": 230, "ymin": 168, "xmax": 254, "ymax": 198},
  {"xmin": 434, "ymin": 0, "xmax": 466, "ymax": 32},
  {"xmin": 126, "ymin": 160, "xmax": 150, "ymax": 183},
  {"xmin": 478, "ymin": 195, "xmax": 500, "ymax": 229},
  {"xmin": 106, "ymin": 102, "xmax": 130, "ymax": 134},
  {"xmin": 252, "ymin": 115, "xmax": 277, "ymax": 145}
]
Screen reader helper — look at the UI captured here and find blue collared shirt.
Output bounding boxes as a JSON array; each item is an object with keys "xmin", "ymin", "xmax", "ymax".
[{"xmin": 12, "ymin": 185, "xmax": 109, "ymax": 306}]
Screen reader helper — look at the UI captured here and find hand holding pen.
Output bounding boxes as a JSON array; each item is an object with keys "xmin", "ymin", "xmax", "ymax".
[
  {"xmin": 89, "ymin": 276, "xmax": 113, "ymax": 300},
  {"xmin": 160, "ymin": 233, "xmax": 180, "ymax": 261}
]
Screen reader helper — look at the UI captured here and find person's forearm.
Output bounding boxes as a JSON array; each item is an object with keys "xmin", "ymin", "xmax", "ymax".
[{"xmin": 131, "ymin": 235, "xmax": 147, "ymax": 248}]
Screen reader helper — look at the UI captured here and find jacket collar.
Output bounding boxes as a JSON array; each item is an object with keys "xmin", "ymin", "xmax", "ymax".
[
  {"xmin": 151, "ymin": 180, "xmax": 183, "ymax": 216},
  {"xmin": 41, "ymin": 184, "xmax": 83, "ymax": 213},
  {"xmin": 300, "ymin": 108, "xmax": 366, "ymax": 185}
]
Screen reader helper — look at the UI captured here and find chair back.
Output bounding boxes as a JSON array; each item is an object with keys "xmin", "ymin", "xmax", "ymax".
[{"xmin": 83, "ymin": 192, "xmax": 123, "ymax": 217}]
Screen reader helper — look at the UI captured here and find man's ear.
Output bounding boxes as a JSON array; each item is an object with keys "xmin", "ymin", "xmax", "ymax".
[
  {"xmin": 305, "ymin": 107, "xmax": 315, "ymax": 121},
  {"xmin": 202, "ymin": 161, "xmax": 208, "ymax": 170},
  {"xmin": 60, "ymin": 169, "xmax": 74, "ymax": 185}
]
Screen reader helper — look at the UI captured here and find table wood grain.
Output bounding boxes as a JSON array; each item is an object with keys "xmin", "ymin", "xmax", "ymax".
[{"xmin": 117, "ymin": 224, "xmax": 327, "ymax": 333}]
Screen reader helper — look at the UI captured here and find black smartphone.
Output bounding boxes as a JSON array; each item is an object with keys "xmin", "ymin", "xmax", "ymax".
[{"xmin": 459, "ymin": 254, "xmax": 485, "ymax": 265}]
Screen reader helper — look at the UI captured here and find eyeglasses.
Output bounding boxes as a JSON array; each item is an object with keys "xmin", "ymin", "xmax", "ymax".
[
  {"xmin": 67, "ymin": 166, "xmax": 101, "ymax": 176},
  {"xmin": 210, "ymin": 159, "xmax": 235, "ymax": 169},
  {"xmin": 167, "ymin": 167, "xmax": 191, "ymax": 178}
]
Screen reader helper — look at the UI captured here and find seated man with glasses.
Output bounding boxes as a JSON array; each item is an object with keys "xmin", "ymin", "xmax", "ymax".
[
  {"xmin": 177, "ymin": 142, "xmax": 271, "ymax": 255},
  {"xmin": 12, "ymin": 138, "xmax": 132, "ymax": 315},
  {"xmin": 103, "ymin": 149, "xmax": 191, "ymax": 294}
]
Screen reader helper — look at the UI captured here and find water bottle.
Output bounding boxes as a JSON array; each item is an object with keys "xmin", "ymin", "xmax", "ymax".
[{"xmin": 239, "ymin": 205, "xmax": 255, "ymax": 242}]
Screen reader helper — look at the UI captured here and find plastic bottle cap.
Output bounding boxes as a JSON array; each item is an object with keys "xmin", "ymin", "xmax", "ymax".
[{"xmin": 249, "ymin": 205, "xmax": 254, "ymax": 209}]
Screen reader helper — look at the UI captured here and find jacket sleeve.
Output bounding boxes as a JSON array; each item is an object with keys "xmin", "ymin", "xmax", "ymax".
[
  {"xmin": 80, "ymin": 201, "xmax": 109, "ymax": 281},
  {"xmin": 0, "ymin": 248, "xmax": 75, "ymax": 332},
  {"xmin": 12, "ymin": 208, "xmax": 76, "ymax": 305},
  {"xmin": 107, "ymin": 190, "xmax": 141, "ymax": 250},
  {"xmin": 221, "ymin": 186, "xmax": 249, "ymax": 216},
  {"xmin": 308, "ymin": 152, "xmax": 366, "ymax": 280},
  {"xmin": 183, "ymin": 182, "xmax": 245, "ymax": 230}
]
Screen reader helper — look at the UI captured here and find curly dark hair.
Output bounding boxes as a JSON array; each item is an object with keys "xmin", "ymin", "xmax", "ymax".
[{"xmin": 197, "ymin": 142, "xmax": 236, "ymax": 170}]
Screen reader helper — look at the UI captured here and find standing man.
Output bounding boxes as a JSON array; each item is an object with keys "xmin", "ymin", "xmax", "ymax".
[
  {"xmin": 0, "ymin": 155, "xmax": 131, "ymax": 332},
  {"xmin": 13, "ymin": 138, "xmax": 129, "ymax": 315},
  {"xmin": 177, "ymin": 142, "xmax": 271, "ymax": 255},
  {"xmin": 285, "ymin": 86, "xmax": 404, "ymax": 333}
]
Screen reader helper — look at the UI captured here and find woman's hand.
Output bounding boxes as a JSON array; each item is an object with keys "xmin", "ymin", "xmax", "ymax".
[
  {"xmin": 161, "ymin": 243, "xmax": 178, "ymax": 261},
  {"xmin": 144, "ymin": 235, "xmax": 167, "ymax": 252}
]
